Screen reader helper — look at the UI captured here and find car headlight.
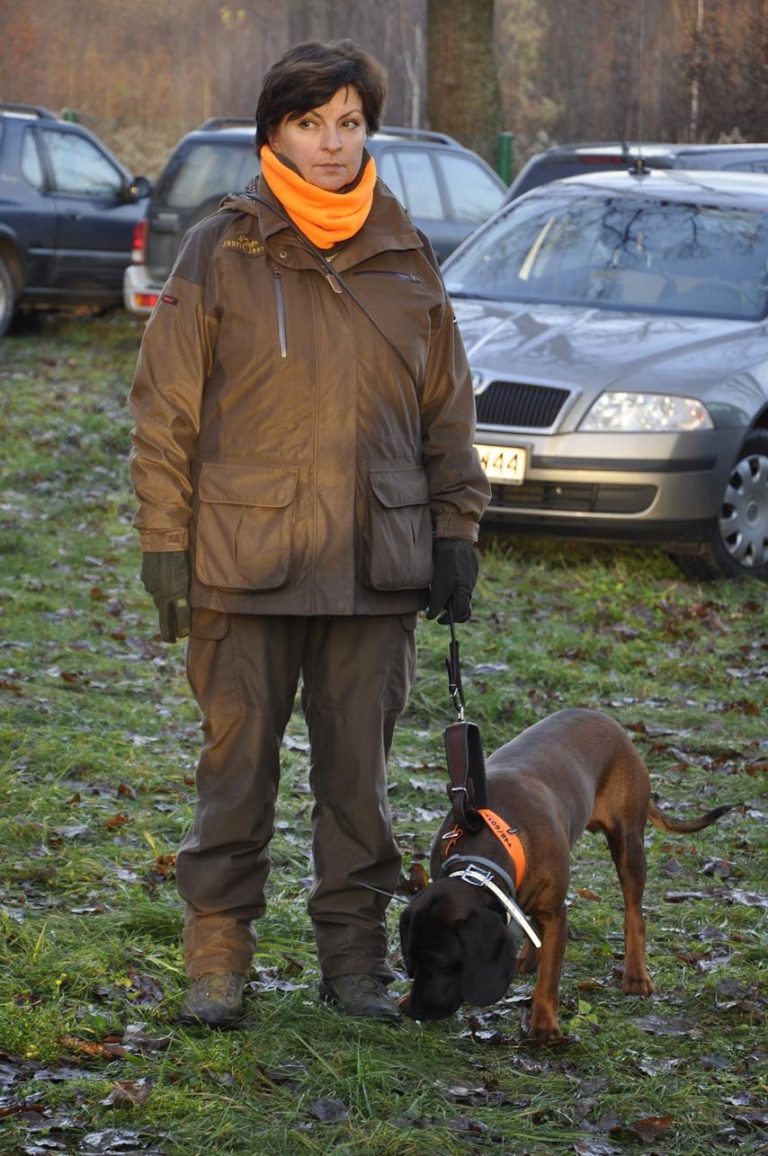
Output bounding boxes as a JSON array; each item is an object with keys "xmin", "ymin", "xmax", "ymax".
[{"xmin": 580, "ymin": 391, "xmax": 714, "ymax": 432}]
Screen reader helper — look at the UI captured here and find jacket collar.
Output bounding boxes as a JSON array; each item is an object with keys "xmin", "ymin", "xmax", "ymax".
[{"xmin": 221, "ymin": 176, "xmax": 424, "ymax": 270}]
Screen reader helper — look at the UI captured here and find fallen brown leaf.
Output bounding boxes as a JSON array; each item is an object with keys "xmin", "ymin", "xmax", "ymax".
[
  {"xmin": 628, "ymin": 1114, "xmax": 674, "ymax": 1142},
  {"xmin": 60, "ymin": 1036, "xmax": 126, "ymax": 1060}
]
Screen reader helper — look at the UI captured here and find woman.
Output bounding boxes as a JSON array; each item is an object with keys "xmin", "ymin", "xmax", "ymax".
[{"xmin": 129, "ymin": 39, "xmax": 490, "ymax": 1028}]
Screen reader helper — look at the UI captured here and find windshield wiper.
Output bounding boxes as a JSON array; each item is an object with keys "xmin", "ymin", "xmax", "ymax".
[{"xmin": 447, "ymin": 289, "xmax": 500, "ymax": 300}]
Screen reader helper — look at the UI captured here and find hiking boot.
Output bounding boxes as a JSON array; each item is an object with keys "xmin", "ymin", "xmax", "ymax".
[
  {"xmin": 179, "ymin": 971, "xmax": 246, "ymax": 1028},
  {"xmin": 319, "ymin": 974, "xmax": 401, "ymax": 1021}
]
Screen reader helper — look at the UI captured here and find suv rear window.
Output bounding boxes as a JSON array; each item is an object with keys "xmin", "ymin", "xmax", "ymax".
[
  {"xmin": 513, "ymin": 154, "xmax": 631, "ymax": 198},
  {"xmin": 163, "ymin": 141, "xmax": 259, "ymax": 209},
  {"xmin": 440, "ymin": 152, "xmax": 507, "ymax": 221},
  {"xmin": 377, "ymin": 150, "xmax": 443, "ymax": 220}
]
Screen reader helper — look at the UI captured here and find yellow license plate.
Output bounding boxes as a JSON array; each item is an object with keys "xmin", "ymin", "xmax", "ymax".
[{"xmin": 475, "ymin": 443, "xmax": 527, "ymax": 484}]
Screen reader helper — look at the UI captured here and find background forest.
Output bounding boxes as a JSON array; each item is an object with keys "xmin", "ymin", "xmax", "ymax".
[{"xmin": 2, "ymin": 0, "xmax": 768, "ymax": 183}]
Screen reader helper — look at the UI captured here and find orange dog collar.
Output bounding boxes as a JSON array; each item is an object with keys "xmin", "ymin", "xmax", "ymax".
[
  {"xmin": 440, "ymin": 808, "xmax": 527, "ymax": 889},
  {"xmin": 477, "ymin": 808, "xmax": 526, "ymax": 889}
]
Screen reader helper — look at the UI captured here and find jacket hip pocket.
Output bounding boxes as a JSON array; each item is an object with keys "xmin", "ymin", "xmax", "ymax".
[
  {"xmin": 195, "ymin": 463, "xmax": 298, "ymax": 591},
  {"xmin": 365, "ymin": 466, "xmax": 433, "ymax": 590}
]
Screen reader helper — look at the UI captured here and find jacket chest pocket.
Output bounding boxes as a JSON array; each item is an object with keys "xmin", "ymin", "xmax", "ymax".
[
  {"xmin": 365, "ymin": 467, "xmax": 433, "ymax": 591},
  {"xmin": 195, "ymin": 463, "xmax": 298, "ymax": 591}
]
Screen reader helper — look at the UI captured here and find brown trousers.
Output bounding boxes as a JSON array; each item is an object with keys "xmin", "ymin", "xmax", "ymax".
[{"xmin": 177, "ymin": 609, "xmax": 416, "ymax": 980}]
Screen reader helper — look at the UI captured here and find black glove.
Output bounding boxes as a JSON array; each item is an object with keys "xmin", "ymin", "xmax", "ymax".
[
  {"xmin": 426, "ymin": 539, "xmax": 479, "ymax": 625},
  {"xmin": 140, "ymin": 550, "xmax": 191, "ymax": 643}
]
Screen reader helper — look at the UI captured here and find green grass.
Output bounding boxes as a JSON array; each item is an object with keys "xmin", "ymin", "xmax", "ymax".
[{"xmin": 0, "ymin": 312, "xmax": 765, "ymax": 1155}]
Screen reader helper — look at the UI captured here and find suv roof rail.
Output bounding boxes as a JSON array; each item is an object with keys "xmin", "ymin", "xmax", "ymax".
[
  {"xmin": 377, "ymin": 124, "xmax": 460, "ymax": 146},
  {"xmin": 197, "ymin": 116, "xmax": 254, "ymax": 131},
  {"xmin": 0, "ymin": 102, "xmax": 58, "ymax": 120}
]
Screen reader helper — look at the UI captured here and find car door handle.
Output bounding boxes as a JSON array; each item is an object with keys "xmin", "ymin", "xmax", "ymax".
[{"xmin": 65, "ymin": 211, "xmax": 82, "ymax": 221}]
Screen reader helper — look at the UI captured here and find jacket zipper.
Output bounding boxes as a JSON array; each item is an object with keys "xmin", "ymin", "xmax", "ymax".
[
  {"xmin": 273, "ymin": 267, "xmax": 420, "ymax": 358},
  {"xmin": 273, "ymin": 267, "xmax": 287, "ymax": 357},
  {"xmin": 352, "ymin": 271, "xmax": 423, "ymax": 284}
]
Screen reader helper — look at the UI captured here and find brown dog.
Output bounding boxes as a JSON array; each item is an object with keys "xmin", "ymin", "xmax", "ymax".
[{"xmin": 399, "ymin": 708, "xmax": 731, "ymax": 1040}]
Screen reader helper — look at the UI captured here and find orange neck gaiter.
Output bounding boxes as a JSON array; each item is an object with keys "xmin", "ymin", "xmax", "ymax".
[{"xmin": 259, "ymin": 143, "xmax": 376, "ymax": 250}]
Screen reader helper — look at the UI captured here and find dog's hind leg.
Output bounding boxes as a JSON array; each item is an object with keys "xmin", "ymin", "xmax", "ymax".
[
  {"xmin": 604, "ymin": 824, "xmax": 655, "ymax": 996},
  {"xmin": 515, "ymin": 938, "xmax": 538, "ymax": 976}
]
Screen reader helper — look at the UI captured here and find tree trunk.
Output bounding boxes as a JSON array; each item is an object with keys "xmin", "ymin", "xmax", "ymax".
[{"xmin": 426, "ymin": 0, "xmax": 501, "ymax": 163}]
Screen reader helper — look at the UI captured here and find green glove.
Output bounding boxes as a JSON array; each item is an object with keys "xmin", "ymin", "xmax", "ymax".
[
  {"xmin": 426, "ymin": 539, "xmax": 479, "ymax": 625},
  {"xmin": 140, "ymin": 550, "xmax": 191, "ymax": 643}
]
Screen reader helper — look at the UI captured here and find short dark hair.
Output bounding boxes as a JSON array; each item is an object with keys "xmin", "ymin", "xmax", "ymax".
[{"xmin": 255, "ymin": 40, "xmax": 387, "ymax": 152}]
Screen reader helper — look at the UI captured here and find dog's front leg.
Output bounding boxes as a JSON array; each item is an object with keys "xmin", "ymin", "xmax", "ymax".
[{"xmin": 526, "ymin": 904, "xmax": 567, "ymax": 1042}]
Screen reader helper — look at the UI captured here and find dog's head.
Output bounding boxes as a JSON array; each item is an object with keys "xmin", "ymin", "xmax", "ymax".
[{"xmin": 398, "ymin": 878, "xmax": 522, "ymax": 1020}]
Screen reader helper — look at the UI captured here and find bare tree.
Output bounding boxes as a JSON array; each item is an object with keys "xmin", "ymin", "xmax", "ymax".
[
  {"xmin": 286, "ymin": 0, "xmax": 426, "ymax": 125},
  {"xmin": 6, "ymin": 0, "xmax": 768, "ymax": 183},
  {"xmin": 687, "ymin": 0, "xmax": 768, "ymax": 142},
  {"xmin": 426, "ymin": 0, "xmax": 501, "ymax": 161}
]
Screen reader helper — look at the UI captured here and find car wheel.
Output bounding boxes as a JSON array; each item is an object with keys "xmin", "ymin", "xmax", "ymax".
[
  {"xmin": 670, "ymin": 434, "xmax": 768, "ymax": 581},
  {"xmin": 0, "ymin": 255, "xmax": 17, "ymax": 338}
]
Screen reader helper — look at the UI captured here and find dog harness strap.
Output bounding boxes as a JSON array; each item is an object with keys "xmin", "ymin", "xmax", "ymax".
[
  {"xmin": 441, "ymin": 826, "xmax": 464, "ymax": 857},
  {"xmin": 477, "ymin": 808, "xmax": 526, "ymax": 889}
]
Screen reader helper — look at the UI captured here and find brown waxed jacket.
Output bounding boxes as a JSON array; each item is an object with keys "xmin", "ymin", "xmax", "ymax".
[{"xmin": 128, "ymin": 176, "xmax": 490, "ymax": 616}]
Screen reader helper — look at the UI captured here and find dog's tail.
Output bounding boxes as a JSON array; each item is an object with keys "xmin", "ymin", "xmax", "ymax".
[{"xmin": 647, "ymin": 798, "xmax": 733, "ymax": 834}]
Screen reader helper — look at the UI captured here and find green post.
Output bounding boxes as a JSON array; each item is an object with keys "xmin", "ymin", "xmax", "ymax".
[{"xmin": 496, "ymin": 131, "xmax": 514, "ymax": 184}]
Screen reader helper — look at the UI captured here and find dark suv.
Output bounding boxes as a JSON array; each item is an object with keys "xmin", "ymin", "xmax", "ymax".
[
  {"xmin": 0, "ymin": 103, "xmax": 150, "ymax": 336},
  {"xmin": 124, "ymin": 121, "xmax": 507, "ymax": 313},
  {"xmin": 505, "ymin": 140, "xmax": 768, "ymax": 202}
]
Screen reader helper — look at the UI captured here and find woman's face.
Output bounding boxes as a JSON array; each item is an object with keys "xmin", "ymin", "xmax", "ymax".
[{"xmin": 270, "ymin": 86, "xmax": 367, "ymax": 191}]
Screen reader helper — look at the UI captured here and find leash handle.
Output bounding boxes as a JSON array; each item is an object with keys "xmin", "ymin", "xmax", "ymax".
[{"xmin": 445, "ymin": 608, "xmax": 465, "ymax": 721}]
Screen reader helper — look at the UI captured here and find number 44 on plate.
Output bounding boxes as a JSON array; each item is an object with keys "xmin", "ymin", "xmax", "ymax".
[{"xmin": 475, "ymin": 443, "xmax": 527, "ymax": 484}]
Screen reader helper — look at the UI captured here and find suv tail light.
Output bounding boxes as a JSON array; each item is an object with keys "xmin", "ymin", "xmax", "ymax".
[{"xmin": 131, "ymin": 219, "xmax": 147, "ymax": 264}]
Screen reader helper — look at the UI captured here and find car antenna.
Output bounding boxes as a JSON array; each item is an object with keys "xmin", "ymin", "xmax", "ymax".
[
  {"xmin": 628, "ymin": 0, "xmax": 649, "ymax": 176},
  {"xmin": 617, "ymin": 134, "xmax": 648, "ymax": 176}
]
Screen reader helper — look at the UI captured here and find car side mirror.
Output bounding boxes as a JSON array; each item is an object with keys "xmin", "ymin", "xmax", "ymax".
[{"xmin": 125, "ymin": 176, "xmax": 152, "ymax": 202}]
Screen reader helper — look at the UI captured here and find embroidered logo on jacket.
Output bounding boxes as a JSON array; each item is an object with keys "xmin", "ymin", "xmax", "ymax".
[{"xmin": 223, "ymin": 234, "xmax": 264, "ymax": 257}]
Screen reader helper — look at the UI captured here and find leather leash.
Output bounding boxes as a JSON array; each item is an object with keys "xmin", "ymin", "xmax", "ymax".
[
  {"xmin": 444, "ymin": 610, "xmax": 487, "ymax": 832},
  {"xmin": 440, "ymin": 615, "xmax": 541, "ymax": 947}
]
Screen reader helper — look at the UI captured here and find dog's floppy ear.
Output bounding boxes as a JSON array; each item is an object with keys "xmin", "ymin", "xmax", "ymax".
[{"xmin": 457, "ymin": 908, "xmax": 516, "ymax": 1007}]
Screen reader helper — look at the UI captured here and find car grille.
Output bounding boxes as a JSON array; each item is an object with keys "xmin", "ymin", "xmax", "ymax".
[
  {"xmin": 475, "ymin": 380, "xmax": 570, "ymax": 429},
  {"xmin": 486, "ymin": 481, "xmax": 657, "ymax": 515}
]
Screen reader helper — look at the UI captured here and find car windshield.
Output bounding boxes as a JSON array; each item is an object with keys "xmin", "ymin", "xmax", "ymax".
[{"xmin": 445, "ymin": 187, "xmax": 768, "ymax": 320}]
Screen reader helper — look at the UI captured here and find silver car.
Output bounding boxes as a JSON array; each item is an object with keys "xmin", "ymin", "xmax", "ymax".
[{"xmin": 443, "ymin": 168, "xmax": 768, "ymax": 580}]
